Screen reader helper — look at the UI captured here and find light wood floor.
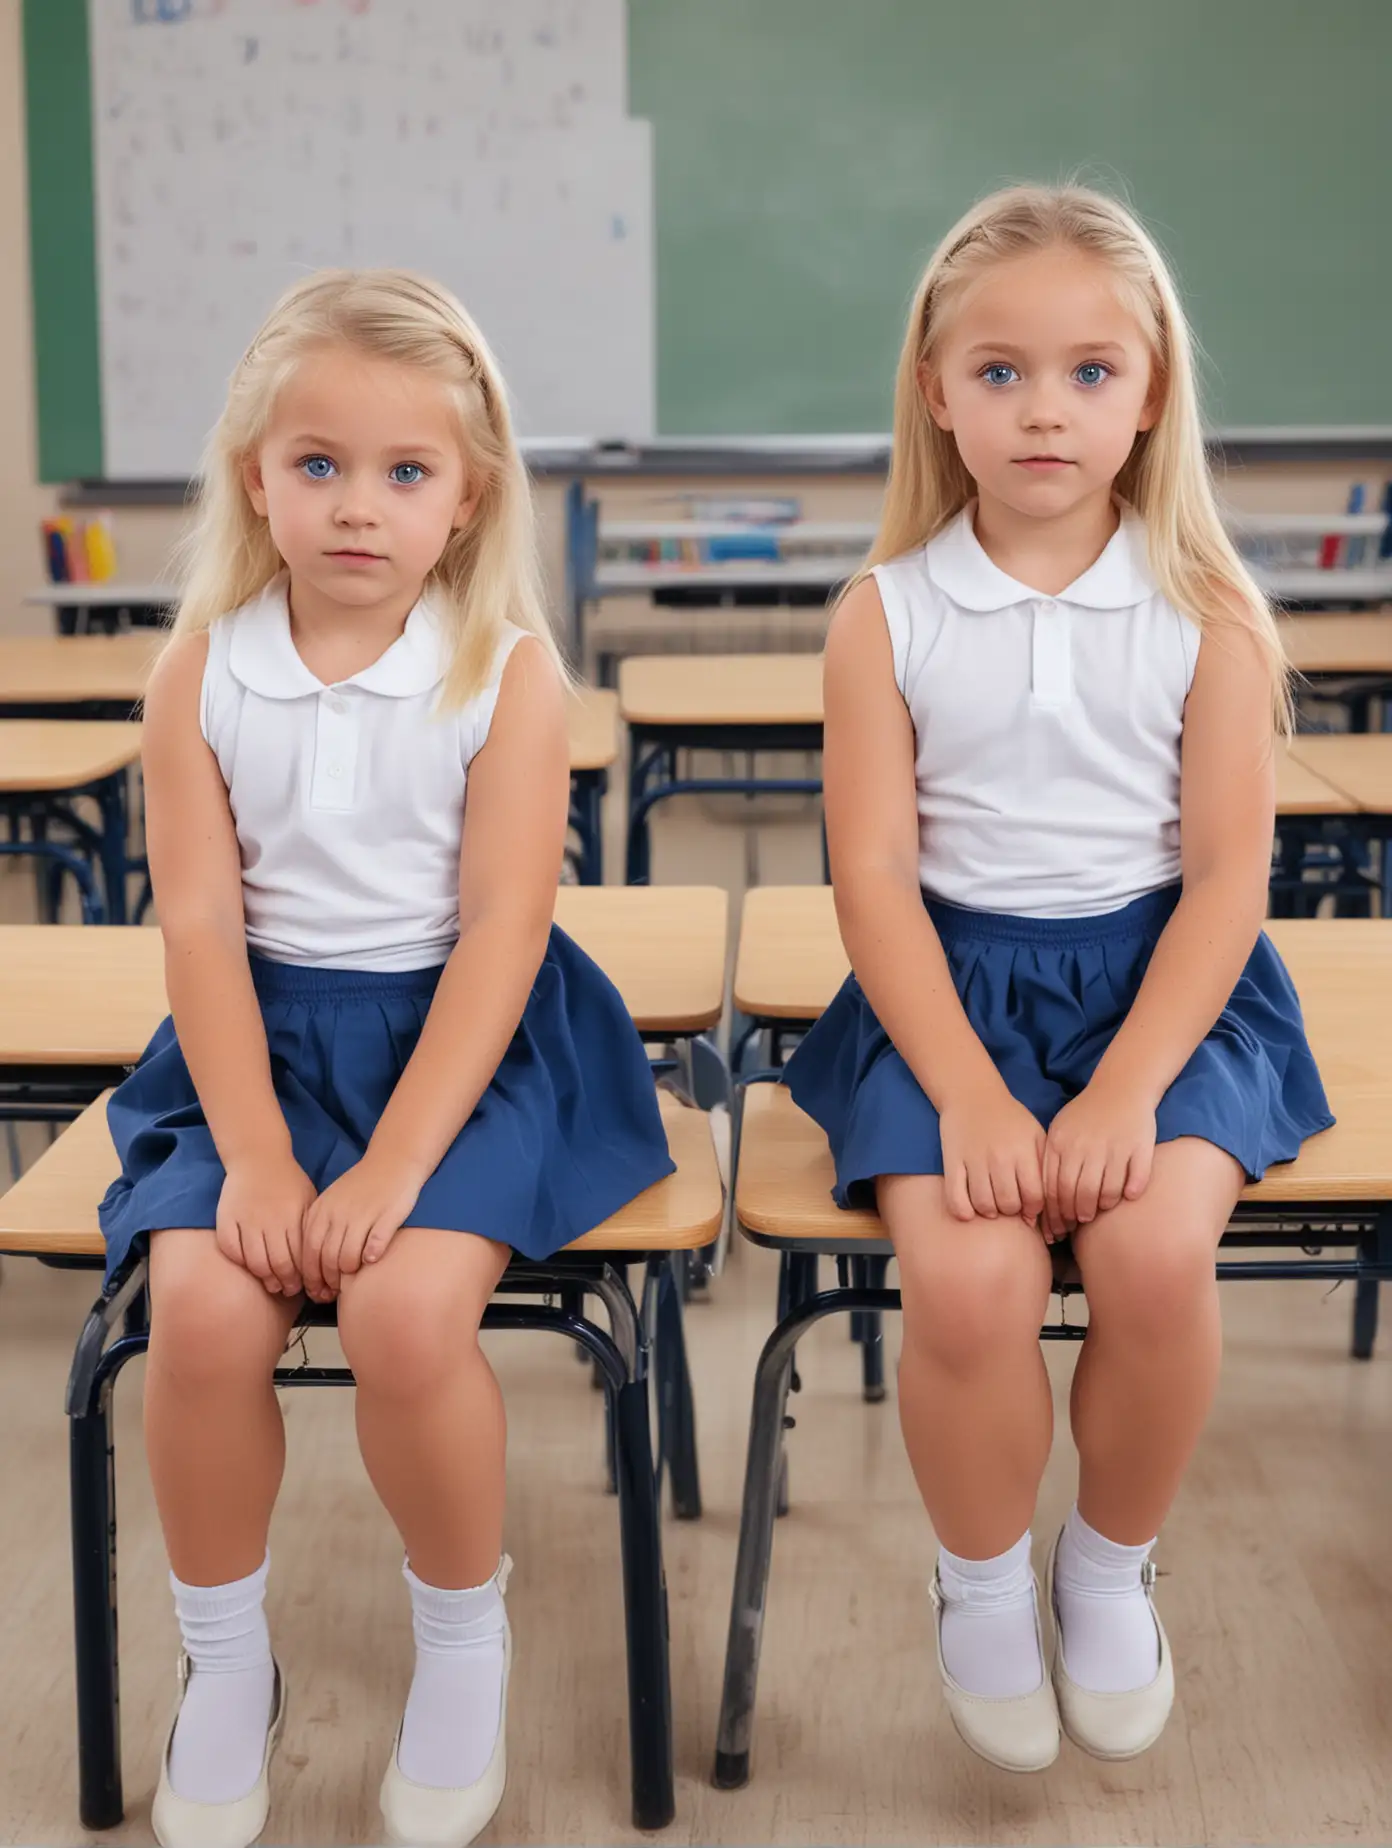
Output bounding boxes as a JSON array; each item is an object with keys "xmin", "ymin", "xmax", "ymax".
[
  {"xmin": 3, "ymin": 776, "xmax": 1392, "ymax": 1843},
  {"xmin": 3, "ymin": 1243, "xmax": 1392, "ymax": 1844}
]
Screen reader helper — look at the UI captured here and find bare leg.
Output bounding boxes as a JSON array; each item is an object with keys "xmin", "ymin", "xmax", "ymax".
[
  {"xmin": 145, "ymin": 1228, "xmax": 301, "ymax": 1584},
  {"xmin": 144, "ymin": 1229, "xmax": 299, "ymax": 1807},
  {"xmin": 1070, "ymin": 1138, "xmax": 1242, "ymax": 1542},
  {"xmin": 337, "ymin": 1227, "xmax": 512, "ymax": 1588},
  {"xmin": 339, "ymin": 1229, "xmax": 514, "ymax": 1796},
  {"xmin": 880, "ymin": 1174, "xmax": 1054, "ymax": 1558}
]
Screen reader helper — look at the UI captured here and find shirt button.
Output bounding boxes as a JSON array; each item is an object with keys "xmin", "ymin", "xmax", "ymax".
[
  {"xmin": 327, "ymin": 693, "xmax": 347, "ymax": 714},
  {"xmin": 326, "ymin": 764, "xmax": 343, "ymax": 780}
]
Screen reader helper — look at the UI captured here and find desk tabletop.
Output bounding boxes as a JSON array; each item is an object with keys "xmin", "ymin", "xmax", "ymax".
[
  {"xmin": 566, "ymin": 687, "xmax": 620, "ymax": 772},
  {"xmin": 734, "ymin": 885, "xmax": 844, "ymax": 1021},
  {"xmin": 1275, "ymin": 739, "xmax": 1361, "ymax": 815},
  {"xmin": 1285, "ymin": 733, "xmax": 1392, "ymax": 813},
  {"xmin": 619, "ymin": 653, "xmax": 823, "ymax": 727},
  {"xmin": 1281, "ymin": 613, "xmax": 1392, "ymax": 676},
  {"xmin": 0, "ymin": 633, "xmax": 160, "ymax": 704},
  {"xmin": 24, "ymin": 584, "xmax": 175, "ymax": 610},
  {"xmin": 0, "ymin": 1085, "xmax": 723, "ymax": 1258},
  {"xmin": 0, "ymin": 720, "xmax": 143, "ymax": 790},
  {"xmin": 553, "ymin": 885, "xmax": 728, "ymax": 1031},
  {"xmin": 0, "ymin": 886, "xmax": 729, "ymax": 1063}
]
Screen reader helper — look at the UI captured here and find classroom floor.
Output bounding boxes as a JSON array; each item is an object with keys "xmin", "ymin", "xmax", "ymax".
[{"xmin": 3, "ymin": 777, "xmax": 1392, "ymax": 1845}]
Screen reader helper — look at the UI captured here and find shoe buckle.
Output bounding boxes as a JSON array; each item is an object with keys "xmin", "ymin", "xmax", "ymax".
[{"xmin": 1141, "ymin": 1559, "xmax": 1158, "ymax": 1590}]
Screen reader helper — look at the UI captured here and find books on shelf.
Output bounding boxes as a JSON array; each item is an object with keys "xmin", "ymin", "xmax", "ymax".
[{"xmin": 41, "ymin": 513, "xmax": 119, "ymax": 584}]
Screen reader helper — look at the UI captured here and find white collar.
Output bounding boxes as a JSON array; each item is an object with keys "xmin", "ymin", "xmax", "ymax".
[
  {"xmin": 225, "ymin": 579, "xmax": 448, "ymax": 700},
  {"xmin": 923, "ymin": 503, "xmax": 1157, "ymax": 612}
]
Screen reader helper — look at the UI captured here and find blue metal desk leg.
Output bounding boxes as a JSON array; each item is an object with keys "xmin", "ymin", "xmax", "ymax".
[
  {"xmin": 570, "ymin": 770, "xmax": 605, "ymax": 885},
  {"xmin": 1351, "ymin": 1211, "xmax": 1392, "ymax": 1358},
  {"xmin": 653, "ymin": 1255, "xmax": 702, "ymax": 1519},
  {"xmin": 626, "ymin": 738, "xmax": 666, "ymax": 886},
  {"xmin": 95, "ymin": 772, "xmax": 131, "ymax": 926}
]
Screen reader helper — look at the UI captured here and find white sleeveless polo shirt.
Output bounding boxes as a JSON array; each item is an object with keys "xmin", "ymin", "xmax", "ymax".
[
  {"xmin": 871, "ymin": 507, "xmax": 1201, "ymax": 920},
  {"xmin": 200, "ymin": 581, "xmax": 525, "ymax": 971}
]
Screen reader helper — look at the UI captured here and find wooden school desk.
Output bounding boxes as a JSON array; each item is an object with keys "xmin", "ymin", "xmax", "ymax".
[
  {"xmin": 1280, "ymin": 612, "xmax": 1392, "ymax": 731},
  {"xmin": 0, "ymin": 722, "xmax": 143, "ymax": 924},
  {"xmin": 0, "ymin": 649, "xmax": 618, "ymax": 886},
  {"xmin": 566, "ymin": 686, "xmax": 619, "ymax": 883},
  {"xmin": 24, "ymin": 583, "xmax": 176, "ymax": 636},
  {"xmin": 0, "ymin": 886, "xmax": 728, "ymax": 1120},
  {"xmin": 0, "ymin": 633, "xmax": 160, "ymax": 720},
  {"xmin": 618, "ymin": 653, "xmax": 823, "ymax": 883},
  {"xmin": 1281, "ymin": 612, "xmax": 1392, "ymax": 677},
  {"xmin": 615, "ymin": 652, "xmax": 1383, "ymax": 891},
  {"xmin": 713, "ymin": 902, "xmax": 1392, "ymax": 1790},
  {"xmin": 1284, "ymin": 735, "xmax": 1392, "ymax": 905}
]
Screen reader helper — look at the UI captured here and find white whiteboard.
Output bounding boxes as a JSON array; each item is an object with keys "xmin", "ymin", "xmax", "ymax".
[{"xmin": 89, "ymin": 0, "xmax": 654, "ymax": 478}]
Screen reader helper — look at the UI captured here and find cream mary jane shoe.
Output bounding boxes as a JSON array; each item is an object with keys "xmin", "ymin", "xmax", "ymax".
[
  {"xmin": 151, "ymin": 1657, "xmax": 284, "ymax": 1848},
  {"xmin": 1046, "ymin": 1529, "xmax": 1175, "ymax": 1760},
  {"xmin": 929, "ymin": 1570, "xmax": 1060, "ymax": 1773},
  {"xmin": 380, "ymin": 1557, "xmax": 512, "ymax": 1848}
]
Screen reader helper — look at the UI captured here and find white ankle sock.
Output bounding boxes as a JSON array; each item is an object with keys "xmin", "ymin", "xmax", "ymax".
[
  {"xmin": 397, "ymin": 1560, "xmax": 508, "ymax": 1790},
  {"xmin": 1054, "ymin": 1506, "xmax": 1160, "ymax": 1694},
  {"xmin": 168, "ymin": 1554, "xmax": 275, "ymax": 1805},
  {"xmin": 936, "ymin": 1532, "xmax": 1043, "ymax": 1699}
]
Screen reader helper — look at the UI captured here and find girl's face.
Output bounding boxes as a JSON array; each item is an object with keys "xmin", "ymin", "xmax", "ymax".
[
  {"xmin": 923, "ymin": 246, "xmax": 1161, "ymax": 520},
  {"xmin": 244, "ymin": 343, "xmax": 476, "ymax": 613}
]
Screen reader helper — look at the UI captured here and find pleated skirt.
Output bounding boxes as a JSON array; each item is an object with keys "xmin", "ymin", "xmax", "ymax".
[
  {"xmin": 784, "ymin": 885, "xmax": 1335, "ymax": 1211},
  {"xmin": 98, "ymin": 926, "xmax": 676, "ymax": 1282}
]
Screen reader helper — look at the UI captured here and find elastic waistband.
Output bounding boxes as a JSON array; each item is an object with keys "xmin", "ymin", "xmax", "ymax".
[
  {"xmin": 924, "ymin": 883, "xmax": 1181, "ymax": 948},
  {"xmin": 249, "ymin": 956, "xmax": 446, "ymax": 1003}
]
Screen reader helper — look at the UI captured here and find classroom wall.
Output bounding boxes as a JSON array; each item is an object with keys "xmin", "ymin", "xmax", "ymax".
[
  {"xmin": 0, "ymin": 0, "xmax": 53, "ymax": 636},
  {"xmin": 0, "ymin": 0, "xmax": 1381, "ymax": 644}
]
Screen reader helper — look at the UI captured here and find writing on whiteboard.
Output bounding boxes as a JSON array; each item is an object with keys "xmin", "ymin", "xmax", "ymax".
[{"xmin": 91, "ymin": 0, "xmax": 654, "ymax": 474}]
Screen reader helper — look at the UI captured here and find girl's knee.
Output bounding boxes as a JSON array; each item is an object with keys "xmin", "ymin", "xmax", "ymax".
[
  {"xmin": 1077, "ymin": 1217, "xmax": 1216, "ymax": 1338},
  {"xmin": 895, "ymin": 1218, "xmax": 1051, "ymax": 1372},
  {"xmin": 148, "ymin": 1236, "xmax": 287, "ymax": 1388},
  {"xmin": 338, "ymin": 1244, "xmax": 494, "ymax": 1396}
]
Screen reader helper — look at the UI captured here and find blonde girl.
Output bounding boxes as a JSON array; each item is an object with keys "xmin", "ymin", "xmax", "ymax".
[
  {"xmin": 99, "ymin": 269, "xmax": 673, "ymax": 1847},
  {"xmin": 786, "ymin": 186, "xmax": 1331, "ymax": 1774}
]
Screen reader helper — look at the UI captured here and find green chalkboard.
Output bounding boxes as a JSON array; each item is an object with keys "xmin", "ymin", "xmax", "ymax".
[
  {"xmin": 24, "ymin": 0, "xmax": 102, "ymax": 481},
  {"xmin": 24, "ymin": 0, "xmax": 1392, "ymax": 477},
  {"xmin": 628, "ymin": 0, "xmax": 1392, "ymax": 435}
]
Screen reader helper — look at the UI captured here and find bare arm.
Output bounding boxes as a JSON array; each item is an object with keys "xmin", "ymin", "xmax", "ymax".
[
  {"xmin": 1042, "ymin": 612, "xmax": 1275, "ymax": 1228},
  {"xmin": 1094, "ymin": 620, "xmax": 1275, "ymax": 1105},
  {"xmin": 372, "ymin": 636, "xmax": 570, "ymax": 1173},
  {"xmin": 301, "ymin": 636, "xmax": 570, "ymax": 1289},
  {"xmin": 142, "ymin": 634, "xmax": 312, "ymax": 1288},
  {"xmin": 825, "ymin": 578, "xmax": 1046, "ymax": 1224}
]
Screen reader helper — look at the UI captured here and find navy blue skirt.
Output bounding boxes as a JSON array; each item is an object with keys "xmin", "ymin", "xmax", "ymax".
[
  {"xmin": 98, "ymin": 926, "xmax": 675, "ymax": 1283},
  {"xmin": 784, "ymin": 885, "xmax": 1334, "ymax": 1211}
]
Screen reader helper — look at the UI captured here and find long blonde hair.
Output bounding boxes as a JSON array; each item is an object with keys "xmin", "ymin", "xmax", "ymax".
[
  {"xmin": 171, "ymin": 267, "xmax": 563, "ymax": 706},
  {"xmin": 867, "ymin": 183, "xmax": 1291, "ymax": 731}
]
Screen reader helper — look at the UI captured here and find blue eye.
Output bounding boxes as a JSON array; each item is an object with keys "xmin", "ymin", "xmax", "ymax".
[
  {"xmin": 982, "ymin": 363, "xmax": 1019, "ymax": 387},
  {"xmin": 390, "ymin": 462, "xmax": 426, "ymax": 486},
  {"xmin": 1074, "ymin": 362, "xmax": 1111, "ymax": 388},
  {"xmin": 300, "ymin": 455, "xmax": 336, "ymax": 480}
]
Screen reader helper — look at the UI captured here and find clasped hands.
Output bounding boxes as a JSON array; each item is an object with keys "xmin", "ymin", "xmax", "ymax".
[
  {"xmin": 938, "ymin": 1073, "xmax": 1156, "ymax": 1240},
  {"xmin": 214, "ymin": 1147, "xmax": 427, "ymax": 1302}
]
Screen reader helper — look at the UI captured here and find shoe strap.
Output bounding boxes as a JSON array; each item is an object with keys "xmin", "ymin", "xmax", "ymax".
[{"xmin": 496, "ymin": 1553, "xmax": 513, "ymax": 1597}]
